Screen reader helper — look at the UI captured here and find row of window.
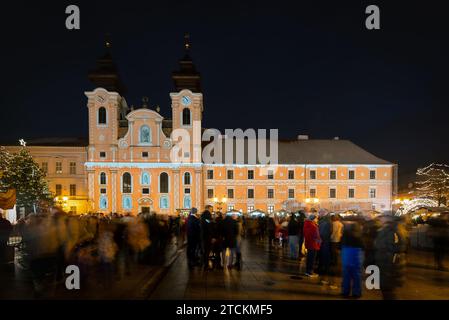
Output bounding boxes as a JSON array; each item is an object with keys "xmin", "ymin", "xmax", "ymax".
[
  {"xmin": 206, "ymin": 187, "xmax": 377, "ymax": 199},
  {"xmin": 98, "ymin": 194, "xmax": 193, "ymax": 211},
  {"xmin": 55, "ymin": 184, "xmax": 77, "ymax": 196},
  {"xmin": 206, "ymin": 169, "xmax": 377, "ymax": 180},
  {"xmin": 42, "ymin": 162, "xmax": 77, "ymax": 175},
  {"xmin": 99, "ymin": 172, "xmax": 170, "ymax": 194},
  {"xmin": 99, "ymin": 172, "xmax": 195, "ymax": 192}
]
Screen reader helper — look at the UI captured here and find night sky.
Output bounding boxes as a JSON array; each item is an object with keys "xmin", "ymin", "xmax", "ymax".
[{"xmin": 1, "ymin": 0, "xmax": 448, "ymax": 187}]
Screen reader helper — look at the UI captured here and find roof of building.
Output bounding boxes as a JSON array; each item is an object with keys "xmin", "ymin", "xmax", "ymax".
[
  {"xmin": 277, "ymin": 139, "xmax": 392, "ymax": 165},
  {"xmin": 204, "ymin": 138, "xmax": 393, "ymax": 165}
]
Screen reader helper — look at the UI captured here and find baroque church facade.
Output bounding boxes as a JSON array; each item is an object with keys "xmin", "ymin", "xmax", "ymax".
[{"xmin": 4, "ymin": 37, "xmax": 397, "ymax": 215}]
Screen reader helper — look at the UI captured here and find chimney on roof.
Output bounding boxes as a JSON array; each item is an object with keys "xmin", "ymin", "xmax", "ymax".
[{"xmin": 297, "ymin": 135, "xmax": 309, "ymax": 140}]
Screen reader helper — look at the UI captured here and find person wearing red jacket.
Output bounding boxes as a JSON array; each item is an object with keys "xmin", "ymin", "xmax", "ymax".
[{"xmin": 303, "ymin": 214, "xmax": 321, "ymax": 277}]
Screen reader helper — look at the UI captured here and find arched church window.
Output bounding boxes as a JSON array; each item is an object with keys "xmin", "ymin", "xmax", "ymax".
[
  {"xmin": 99, "ymin": 195, "xmax": 108, "ymax": 210},
  {"xmin": 183, "ymin": 195, "xmax": 192, "ymax": 209},
  {"xmin": 141, "ymin": 172, "xmax": 150, "ymax": 185},
  {"xmin": 123, "ymin": 196, "xmax": 132, "ymax": 210},
  {"xmin": 159, "ymin": 172, "xmax": 169, "ymax": 193},
  {"xmin": 182, "ymin": 108, "xmax": 191, "ymax": 126},
  {"xmin": 184, "ymin": 172, "xmax": 191, "ymax": 185},
  {"xmin": 140, "ymin": 125, "xmax": 151, "ymax": 144},
  {"xmin": 98, "ymin": 107, "xmax": 107, "ymax": 124},
  {"xmin": 160, "ymin": 195, "xmax": 169, "ymax": 209},
  {"xmin": 122, "ymin": 172, "xmax": 132, "ymax": 193},
  {"xmin": 100, "ymin": 172, "xmax": 107, "ymax": 185}
]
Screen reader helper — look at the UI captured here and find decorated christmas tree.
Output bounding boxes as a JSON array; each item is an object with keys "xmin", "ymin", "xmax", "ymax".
[
  {"xmin": 0, "ymin": 146, "xmax": 53, "ymax": 213},
  {"xmin": 415, "ymin": 163, "xmax": 449, "ymax": 206}
]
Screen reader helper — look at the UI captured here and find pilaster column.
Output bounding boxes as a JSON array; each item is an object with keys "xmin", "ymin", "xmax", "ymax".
[
  {"xmin": 173, "ymin": 169, "xmax": 180, "ymax": 210},
  {"xmin": 111, "ymin": 169, "xmax": 117, "ymax": 213}
]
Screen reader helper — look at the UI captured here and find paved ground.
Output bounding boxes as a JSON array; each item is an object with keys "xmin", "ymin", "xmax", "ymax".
[{"xmin": 150, "ymin": 238, "xmax": 449, "ymax": 300}]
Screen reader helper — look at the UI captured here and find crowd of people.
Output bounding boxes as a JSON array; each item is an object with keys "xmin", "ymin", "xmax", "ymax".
[
  {"xmin": 252, "ymin": 209, "xmax": 410, "ymax": 299},
  {"xmin": 186, "ymin": 205, "xmax": 243, "ymax": 271},
  {"xmin": 1, "ymin": 205, "xmax": 448, "ymax": 300},
  {"xmin": 0, "ymin": 210, "xmax": 183, "ymax": 298}
]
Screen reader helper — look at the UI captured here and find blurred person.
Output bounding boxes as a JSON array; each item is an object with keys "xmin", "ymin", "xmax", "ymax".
[
  {"xmin": 297, "ymin": 211, "xmax": 306, "ymax": 258},
  {"xmin": 303, "ymin": 214, "xmax": 321, "ymax": 277},
  {"xmin": 287, "ymin": 213, "xmax": 300, "ymax": 260},
  {"xmin": 186, "ymin": 208, "xmax": 201, "ymax": 269},
  {"xmin": 428, "ymin": 215, "xmax": 449, "ymax": 270},
  {"xmin": 267, "ymin": 215, "xmax": 276, "ymax": 247},
  {"xmin": 362, "ymin": 212, "xmax": 381, "ymax": 268},
  {"xmin": 222, "ymin": 212, "xmax": 239, "ymax": 269},
  {"xmin": 97, "ymin": 220, "xmax": 118, "ymax": 289},
  {"xmin": 328, "ymin": 214, "xmax": 344, "ymax": 288},
  {"xmin": 0, "ymin": 212, "xmax": 12, "ymax": 265},
  {"xmin": 374, "ymin": 213, "xmax": 407, "ymax": 300},
  {"xmin": 257, "ymin": 215, "xmax": 266, "ymax": 241},
  {"xmin": 341, "ymin": 221, "xmax": 364, "ymax": 298},
  {"xmin": 318, "ymin": 210, "xmax": 332, "ymax": 281},
  {"xmin": 234, "ymin": 214, "xmax": 243, "ymax": 270},
  {"xmin": 211, "ymin": 212, "xmax": 224, "ymax": 270},
  {"xmin": 200, "ymin": 205, "xmax": 213, "ymax": 270}
]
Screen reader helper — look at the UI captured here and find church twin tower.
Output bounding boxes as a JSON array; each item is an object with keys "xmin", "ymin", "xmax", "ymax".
[{"xmin": 84, "ymin": 35, "xmax": 205, "ymax": 214}]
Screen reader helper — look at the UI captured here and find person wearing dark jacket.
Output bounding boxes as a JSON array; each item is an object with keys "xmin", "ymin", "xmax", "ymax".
[
  {"xmin": 200, "ymin": 205, "xmax": 213, "ymax": 270},
  {"xmin": 318, "ymin": 213, "xmax": 332, "ymax": 277},
  {"xmin": 211, "ymin": 212, "xmax": 224, "ymax": 269},
  {"xmin": 222, "ymin": 213, "xmax": 238, "ymax": 269},
  {"xmin": 297, "ymin": 211, "xmax": 306, "ymax": 257},
  {"xmin": 287, "ymin": 214, "xmax": 300, "ymax": 259},
  {"xmin": 341, "ymin": 221, "xmax": 364, "ymax": 298},
  {"xmin": 374, "ymin": 215, "xmax": 407, "ymax": 300},
  {"xmin": 186, "ymin": 208, "xmax": 201, "ymax": 269},
  {"xmin": 0, "ymin": 214, "xmax": 12, "ymax": 264}
]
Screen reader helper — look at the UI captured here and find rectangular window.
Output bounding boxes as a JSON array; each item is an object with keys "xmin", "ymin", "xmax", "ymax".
[
  {"xmin": 100, "ymin": 152, "xmax": 106, "ymax": 158},
  {"xmin": 369, "ymin": 188, "xmax": 376, "ymax": 198},
  {"xmin": 227, "ymin": 170, "xmax": 234, "ymax": 180},
  {"xmin": 309, "ymin": 170, "xmax": 316, "ymax": 180},
  {"xmin": 348, "ymin": 188, "xmax": 355, "ymax": 199},
  {"xmin": 309, "ymin": 188, "xmax": 316, "ymax": 198},
  {"xmin": 69, "ymin": 184, "xmax": 76, "ymax": 196},
  {"xmin": 329, "ymin": 188, "xmax": 336, "ymax": 199},
  {"xmin": 227, "ymin": 188, "xmax": 234, "ymax": 199},
  {"xmin": 370, "ymin": 170, "xmax": 376, "ymax": 180},
  {"xmin": 100, "ymin": 188, "xmax": 107, "ymax": 194},
  {"xmin": 228, "ymin": 205, "xmax": 234, "ymax": 211},
  {"xmin": 348, "ymin": 170, "xmax": 355, "ymax": 180},
  {"xmin": 142, "ymin": 152, "xmax": 149, "ymax": 158},
  {"xmin": 288, "ymin": 170, "xmax": 295, "ymax": 180},
  {"xmin": 267, "ymin": 188, "xmax": 274, "ymax": 199},
  {"xmin": 247, "ymin": 205, "xmax": 254, "ymax": 212},
  {"xmin": 55, "ymin": 184, "xmax": 62, "ymax": 196},
  {"xmin": 142, "ymin": 188, "xmax": 150, "ymax": 194},
  {"xmin": 42, "ymin": 162, "xmax": 48, "ymax": 174},
  {"xmin": 207, "ymin": 188, "xmax": 214, "ymax": 199},
  {"xmin": 56, "ymin": 162, "xmax": 62, "ymax": 174},
  {"xmin": 268, "ymin": 205, "xmax": 274, "ymax": 214},
  {"xmin": 329, "ymin": 170, "xmax": 336, "ymax": 180},
  {"xmin": 247, "ymin": 188, "xmax": 254, "ymax": 199},
  {"xmin": 184, "ymin": 188, "xmax": 190, "ymax": 194},
  {"xmin": 247, "ymin": 170, "xmax": 254, "ymax": 180},
  {"xmin": 69, "ymin": 162, "xmax": 76, "ymax": 175},
  {"xmin": 207, "ymin": 170, "xmax": 214, "ymax": 180},
  {"xmin": 267, "ymin": 170, "xmax": 274, "ymax": 179},
  {"xmin": 288, "ymin": 189, "xmax": 295, "ymax": 199}
]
